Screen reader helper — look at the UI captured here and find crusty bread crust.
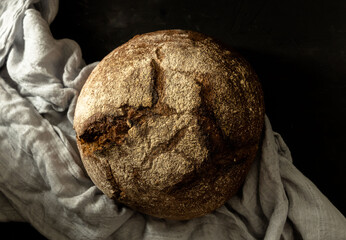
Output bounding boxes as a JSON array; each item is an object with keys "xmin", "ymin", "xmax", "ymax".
[{"xmin": 74, "ymin": 29, "xmax": 265, "ymax": 220}]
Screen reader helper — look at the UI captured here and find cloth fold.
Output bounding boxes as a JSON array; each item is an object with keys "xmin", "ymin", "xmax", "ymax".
[{"xmin": 0, "ymin": 1, "xmax": 345, "ymax": 239}]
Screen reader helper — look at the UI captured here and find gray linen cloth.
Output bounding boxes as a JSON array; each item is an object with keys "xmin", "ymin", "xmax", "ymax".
[{"xmin": 0, "ymin": 1, "xmax": 345, "ymax": 239}]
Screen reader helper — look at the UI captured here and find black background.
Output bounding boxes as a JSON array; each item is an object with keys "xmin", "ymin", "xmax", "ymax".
[{"xmin": 3, "ymin": 0, "xmax": 345, "ymax": 238}]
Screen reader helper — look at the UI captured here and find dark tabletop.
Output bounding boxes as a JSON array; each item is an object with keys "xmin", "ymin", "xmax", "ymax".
[{"xmin": 4, "ymin": 0, "xmax": 346, "ymax": 238}]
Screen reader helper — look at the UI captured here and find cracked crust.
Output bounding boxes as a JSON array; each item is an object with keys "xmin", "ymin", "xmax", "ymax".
[{"xmin": 73, "ymin": 29, "xmax": 265, "ymax": 220}]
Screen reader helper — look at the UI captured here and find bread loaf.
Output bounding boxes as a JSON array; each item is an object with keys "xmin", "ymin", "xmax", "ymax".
[{"xmin": 73, "ymin": 29, "xmax": 265, "ymax": 220}]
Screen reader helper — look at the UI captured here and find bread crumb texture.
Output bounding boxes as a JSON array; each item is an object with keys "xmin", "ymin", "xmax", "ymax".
[{"xmin": 74, "ymin": 30, "xmax": 265, "ymax": 220}]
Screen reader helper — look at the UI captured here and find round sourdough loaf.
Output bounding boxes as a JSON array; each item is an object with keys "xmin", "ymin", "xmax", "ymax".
[{"xmin": 73, "ymin": 29, "xmax": 265, "ymax": 220}]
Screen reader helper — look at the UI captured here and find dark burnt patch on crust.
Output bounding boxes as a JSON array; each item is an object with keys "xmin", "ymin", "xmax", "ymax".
[
  {"xmin": 78, "ymin": 106, "xmax": 152, "ymax": 155},
  {"xmin": 79, "ymin": 115, "xmax": 128, "ymax": 143},
  {"xmin": 78, "ymin": 114, "xmax": 129, "ymax": 155}
]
